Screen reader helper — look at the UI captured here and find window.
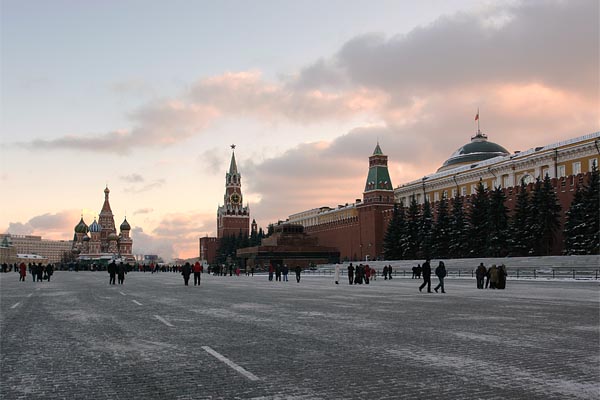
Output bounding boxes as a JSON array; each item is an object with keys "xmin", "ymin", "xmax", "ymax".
[
  {"xmin": 434, "ymin": 192, "xmax": 439, "ymax": 202},
  {"xmin": 482, "ymin": 181, "xmax": 488, "ymax": 189},
  {"xmin": 557, "ymin": 165, "xmax": 566, "ymax": 178},
  {"xmin": 471, "ymin": 184, "xmax": 477, "ymax": 195},
  {"xmin": 461, "ymin": 186, "xmax": 467, "ymax": 196},
  {"xmin": 416, "ymin": 194, "xmax": 421, "ymax": 203},
  {"xmin": 425, "ymin": 194, "xmax": 430, "ymax": 203},
  {"xmin": 572, "ymin": 162, "xmax": 581, "ymax": 175},
  {"xmin": 502, "ymin": 175, "xmax": 510, "ymax": 188},
  {"xmin": 443, "ymin": 190, "xmax": 448, "ymax": 199},
  {"xmin": 590, "ymin": 159, "xmax": 598, "ymax": 171},
  {"xmin": 452, "ymin": 188, "xmax": 457, "ymax": 198},
  {"xmin": 542, "ymin": 168, "xmax": 549, "ymax": 178}
]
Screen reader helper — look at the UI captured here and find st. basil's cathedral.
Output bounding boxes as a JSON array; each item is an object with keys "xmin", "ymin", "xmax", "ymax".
[{"xmin": 71, "ymin": 186, "xmax": 135, "ymax": 263}]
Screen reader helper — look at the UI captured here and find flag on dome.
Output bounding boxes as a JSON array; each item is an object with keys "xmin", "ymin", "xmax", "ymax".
[{"xmin": 475, "ymin": 111, "xmax": 479, "ymax": 121}]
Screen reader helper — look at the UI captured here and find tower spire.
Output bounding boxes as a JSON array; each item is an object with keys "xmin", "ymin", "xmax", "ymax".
[{"xmin": 229, "ymin": 144, "xmax": 238, "ymax": 174}]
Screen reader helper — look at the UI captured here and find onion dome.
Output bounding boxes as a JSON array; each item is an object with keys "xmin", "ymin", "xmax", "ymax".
[
  {"xmin": 89, "ymin": 219, "xmax": 102, "ymax": 233},
  {"xmin": 104, "ymin": 186, "xmax": 110, "ymax": 194},
  {"xmin": 120, "ymin": 218, "xmax": 131, "ymax": 231},
  {"xmin": 82, "ymin": 235, "xmax": 90, "ymax": 242},
  {"xmin": 437, "ymin": 131, "xmax": 509, "ymax": 172},
  {"xmin": 74, "ymin": 217, "xmax": 89, "ymax": 234},
  {"xmin": 108, "ymin": 232, "xmax": 118, "ymax": 241}
]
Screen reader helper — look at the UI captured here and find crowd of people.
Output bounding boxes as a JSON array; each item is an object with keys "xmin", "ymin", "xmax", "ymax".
[
  {"xmin": 475, "ymin": 263, "xmax": 508, "ymax": 289},
  {"xmin": 3, "ymin": 262, "xmax": 56, "ymax": 282}
]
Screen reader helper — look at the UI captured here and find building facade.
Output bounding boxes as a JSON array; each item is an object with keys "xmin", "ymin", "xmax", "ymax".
[
  {"xmin": 200, "ymin": 146, "xmax": 251, "ymax": 264},
  {"xmin": 395, "ymin": 130, "xmax": 599, "ymax": 255},
  {"xmin": 0, "ymin": 234, "xmax": 71, "ymax": 264},
  {"xmin": 71, "ymin": 186, "xmax": 135, "ymax": 263}
]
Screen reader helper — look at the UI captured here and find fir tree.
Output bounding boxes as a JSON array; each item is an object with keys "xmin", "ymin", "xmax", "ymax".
[
  {"xmin": 509, "ymin": 182, "xmax": 531, "ymax": 256},
  {"xmin": 401, "ymin": 196, "xmax": 420, "ymax": 259},
  {"xmin": 487, "ymin": 186, "xmax": 510, "ymax": 257},
  {"xmin": 467, "ymin": 181, "xmax": 489, "ymax": 257},
  {"xmin": 449, "ymin": 195, "xmax": 469, "ymax": 258},
  {"xmin": 432, "ymin": 193, "xmax": 451, "ymax": 258},
  {"xmin": 582, "ymin": 161, "xmax": 599, "ymax": 254},
  {"xmin": 383, "ymin": 204, "xmax": 403, "ymax": 260},
  {"xmin": 528, "ymin": 176, "xmax": 561, "ymax": 255},
  {"xmin": 419, "ymin": 199, "xmax": 434, "ymax": 259},
  {"xmin": 564, "ymin": 186, "xmax": 587, "ymax": 254}
]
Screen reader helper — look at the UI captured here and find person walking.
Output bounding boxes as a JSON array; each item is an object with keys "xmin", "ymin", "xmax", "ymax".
[
  {"xmin": 275, "ymin": 264, "xmax": 282, "ymax": 282},
  {"xmin": 497, "ymin": 264, "xmax": 507, "ymax": 289},
  {"xmin": 348, "ymin": 263, "xmax": 354, "ymax": 285},
  {"xmin": 383, "ymin": 265, "xmax": 388, "ymax": 280},
  {"xmin": 117, "ymin": 262, "xmax": 127, "ymax": 285},
  {"xmin": 36, "ymin": 263, "xmax": 44, "ymax": 282},
  {"xmin": 295, "ymin": 265, "xmax": 302, "ymax": 283},
  {"xmin": 181, "ymin": 262, "xmax": 192, "ymax": 286},
  {"xmin": 387, "ymin": 265, "xmax": 393, "ymax": 280},
  {"xmin": 489, "ymin": 264, "xmax": 499, "ymax": 289},
  {"xmin": 419, "ymin": 259, "xmax": 432, "ymax": 293},
  {"xmin": 193, "ymin": 261, "xmax": 202, "ymax": 286},
  {"xmin": 282, "ymin": 265, "xmax": 289, "ymax": 282},
  {"xmin": 108, "ymin": 261, "xmax": 117, "ymax": 285},
  {"xmin": 334, "ymin": 264, "xmax": 340, "ymax": 284},
  {"xmin": 268, "ymin": 264, "xmax": 274, "ymax": 281},
  {"xmin": 364, "ymin": 264, "xmax": 371, "ymax": 284},
  {"xmin": 46, "ymin": 264, "xmax": 54, "ymax": 282},
  {"xmin": 19, "ymin": 262, "xmax": 26, "ymax": 282},
  {"xmin": 434, "ymin": 261, "xmax": 447, "ymax": 293},
  {"xmin": 476, "ymin": 263, "xmax": 487, "ymax": 289}
]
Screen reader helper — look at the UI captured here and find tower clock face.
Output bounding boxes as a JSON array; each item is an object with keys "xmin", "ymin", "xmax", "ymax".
[{"xmin": 230, "ymin": 192, "xmax": 241, "ymax": 205}]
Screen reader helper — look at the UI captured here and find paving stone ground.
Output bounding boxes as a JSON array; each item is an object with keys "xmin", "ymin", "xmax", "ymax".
[{"xmin": 1, "ymin": 271, "xmax": 598, "ymax": 399}]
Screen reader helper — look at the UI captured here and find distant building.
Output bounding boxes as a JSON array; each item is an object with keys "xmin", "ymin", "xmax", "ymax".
[
  {"xmin": 71, "ymin": 186, "xmax": 135, "ymax": 263},
  {"xmin": 200, "ymin": 146, "xmax": 251, "ymax": 264},
  {"xmin": 0, "ymin": 233, "xmax": 72, "ymax": 264}
]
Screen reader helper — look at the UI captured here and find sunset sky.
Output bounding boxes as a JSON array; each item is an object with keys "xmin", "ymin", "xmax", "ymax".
[{"xmin": 1, "ymin": 0, "xmax": 598, "ymax": 260}]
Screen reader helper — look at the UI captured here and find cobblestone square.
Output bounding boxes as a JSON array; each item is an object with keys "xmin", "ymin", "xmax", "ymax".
[{"xmin": 1, "ymin": 272, "xmax": 598, "ymax": 399}]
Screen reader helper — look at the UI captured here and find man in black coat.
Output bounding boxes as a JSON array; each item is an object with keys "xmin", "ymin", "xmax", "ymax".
[
  {"xmin": 419, "ymin": 259, "xmax": 432, "ymax": 293},
  {"xmin": 347, "ymin": 263, "xmax": 354, "ymax": 285},
  {"xmin": 476, "ymin": 263, "xmax": 487, "ymax": 289},
  {"xmin": 181, "ymin": 262, "xmax": 192, "ymax": 286},
  {"xmin": 108, "ymin": 261, "xmax": 117, "ymax": 285},
  {"xmin": 434, "ymin": 261, "xmax": 447, "ymax": 293},
  {"xmin": 295, "ymin": 265, "xmax": 302, "ymax": 283},
  {"xmin": 117, "ymin": 262, "xmax": 127, "ymax": 285}
]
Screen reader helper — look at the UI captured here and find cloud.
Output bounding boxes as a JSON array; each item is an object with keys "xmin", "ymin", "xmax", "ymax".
[
  {"xmin": 120, "ymin": 173, "xmax": 145, "ymax": 183},
  {"xmin": 296, "ymin": 0, "xmax": 598, "ymax": 100},
  {"xmin": 198, "ymin": 148, "xmax": 225, "ymax": 175},
  {"xmin": 133, "ymin": 208, "xmax": 154, "ymax": 215},
  {"xmin": 5, "ymin": 210, "xmax": 80, "ymax": 239},
  {"xmin": 124, "ymin": 179, "xmax": 166, "ymax": 194},
  {"xmin": 17, "ymin": 101, "xmax": 220, "ymax": 154}
]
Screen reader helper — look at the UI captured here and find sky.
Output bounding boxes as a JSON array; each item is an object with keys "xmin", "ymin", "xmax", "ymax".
[{"xmin": 1, "ymin": 0, "xmax": 598, "ymax": 260}]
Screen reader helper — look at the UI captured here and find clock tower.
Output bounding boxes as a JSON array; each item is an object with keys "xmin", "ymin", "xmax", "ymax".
[{"xmin": 217, "ymin": 145, "xmax": 250, "ymax": 238}]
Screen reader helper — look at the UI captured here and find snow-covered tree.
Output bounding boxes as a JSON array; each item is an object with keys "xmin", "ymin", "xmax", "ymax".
[
  {"xmin": 402, "ymin": 196, "xmax": 420, "ymax": 259},
  {"xmin": 467, "ymin": 181, "xmax": 489, "ymax": 257},
  {"xmin": 449, "ymin": 195, "xmax": 469, "ymax": 258},
  {"xmin": 509, "ymin": 182, "xmax": 531, "ymax": 256},
  {"xmin": 487, "ymin": 186, "xmax": 510, "ymax": 257},
  {"xmin": 564, "ymin": 186, "xmax": 587, "ymax": 254},
  {"xmin": 528, "ymin": 175, "xmax": 561, "ymax": 255},
  {"xmin": 419, "ymin": 199, "xmax": 434, "ymax": 259},
  {"xmin": 383, "ymin": 203, "xmax": 406, "ymax": 260},
  {"xmin": 432, "ymin": 192, "xmax": 451, "ymax": 258},
  {"xmin": 582, "ymin": 161, "xmax": 599, "ymax": 254}
]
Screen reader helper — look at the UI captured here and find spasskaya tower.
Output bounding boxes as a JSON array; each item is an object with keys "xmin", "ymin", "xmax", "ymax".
[{"xmin": 217, "ymin": 145, "xmax": 250, "ymax": 238}]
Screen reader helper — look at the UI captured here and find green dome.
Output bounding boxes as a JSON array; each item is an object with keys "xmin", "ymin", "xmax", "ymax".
[
  {"xmin": 120, "ymin": 218, "xmax": 131, "ymax": 231},
  {"xmin": 74, "ymin": 218, "xmax": 89, "ymax": 234},
  {"xmin": 108, "ymin": 232, "xmax": 118, "ymax": 241},
  {"xmin": 438, "ymin": 132, "xmax": 509, "ymax": 171}
]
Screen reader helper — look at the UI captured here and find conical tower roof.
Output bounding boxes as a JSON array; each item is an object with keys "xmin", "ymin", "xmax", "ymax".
[
  {"xmin": 101, "ymin": 186, "xmax": 113, "ymax": 214},
  {"xmin": 373, "ymin": 142, "xmax": 383, "ymax": 155},
  {"xmin": 229, "ymin": 150, "xmax": 238, "ymax": 174}
]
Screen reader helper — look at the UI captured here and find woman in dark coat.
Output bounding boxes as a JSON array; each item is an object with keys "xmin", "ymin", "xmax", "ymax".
[
  {"xmin": 117, "ymin": 262, "xmax": 127, "ymax": 285},
  {"xmin": 181, "ymin": 262, "xmax": 192, "ymax": 286}
]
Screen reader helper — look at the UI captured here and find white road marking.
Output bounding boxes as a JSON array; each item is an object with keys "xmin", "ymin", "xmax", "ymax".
[
  {"xmin": 132, "ymin": 300, "xmax": 143, "ymax": 306},
  {"xmin": 153, "ymin": 315, "xmax": 174, "ymax": 327},
  {"xmin": 11, "ymin": 302, "xmax": 21, "ymax": 309},
  {"xmin": 202, "ymin": 346, "xmax": 260, "ymax": 381},
  {"xmin": 119, "ymin": 291, "xmax": 127, "ymax": 296},
  {"xmin": 27, "ymin": 293, "xmax": 33, "ymax": 297}
]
